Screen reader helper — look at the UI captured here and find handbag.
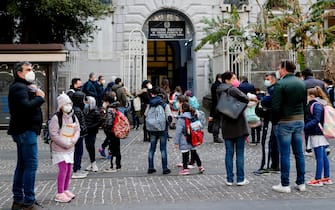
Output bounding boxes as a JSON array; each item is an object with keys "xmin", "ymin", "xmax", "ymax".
[{"xmin": 216, "ymin": 88, "xmax": 247, "ymax": 119}]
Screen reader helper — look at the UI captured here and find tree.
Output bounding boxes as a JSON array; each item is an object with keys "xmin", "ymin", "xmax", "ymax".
[{"xmin": 0, "ymin": 0, "xmax": 107, "ymax": 45}]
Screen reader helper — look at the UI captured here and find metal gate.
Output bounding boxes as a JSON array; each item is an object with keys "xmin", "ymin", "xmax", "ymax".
[
  {"xmin": 224, "ymin": 35, "xmax": 248, "ymax": 79},
  {"xmin": 126, "ymin": 29, "xmax": 147, "ymax": 93}
]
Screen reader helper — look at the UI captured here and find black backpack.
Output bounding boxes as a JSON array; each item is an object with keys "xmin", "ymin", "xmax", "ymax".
[{"xmin": 43, "ymin": 112, "xmax": 76, "ymax": 144}]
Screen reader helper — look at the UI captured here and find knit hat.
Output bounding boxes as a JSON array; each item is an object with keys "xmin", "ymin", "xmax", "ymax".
[
  {"xmin": 141, "ymin": 80, "xmax": 151, "ymax": 89},
  {"xmin": 57, "ymin": 93, "xmax": 72, "ymax": 111}
]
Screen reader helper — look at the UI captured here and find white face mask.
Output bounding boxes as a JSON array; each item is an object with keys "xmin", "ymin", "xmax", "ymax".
[
  {"xmin": 102, "ymin": 102, "xmax": 108, "ymax": 109},
  {"xmin": 147, "ymin": 84, "xmax": 153, "ymax": 90},
  {"xmin": 101, "ymin": 80, "xmax": 106, "ymax": 85},
  {"xmin": 63, "ymin": 104, "xmax": 72, "ymax": 113},
  {"xmin": 25, "ymin": 71, "xmax": 35, "ymax": 83},
  {"xmin": 264, "ymin": 80, "xmax": 272, "ymax": 87}
]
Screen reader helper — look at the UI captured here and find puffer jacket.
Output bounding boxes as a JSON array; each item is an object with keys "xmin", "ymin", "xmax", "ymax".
[
  {"xmin": 72, "ymin": 91, "xmax": 88, "ymax": 137},
  {"xmin": 86, "ymin": 108, "xmax": 102, "ymax": 134},
  {"xmin": 49, "ymin": 111, "xmax": 80, "ymax": 152},
  {"xmin": 174, "ymin": 112, "xmax": 193, "ymax": 150},
  {"xmin": 304, "ymin": 98, "xmax": 325, "ymax": 136}
]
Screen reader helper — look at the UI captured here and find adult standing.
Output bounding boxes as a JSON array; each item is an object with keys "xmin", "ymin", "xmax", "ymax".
[
  {"xmin": 272, "ymin": 60, "xmax": 306, "ymax": 193},
  {"xmin": 67, "ymin": 78, "xmax": 82, "ymax": 99},
  {"xmin": 217, "ymin": 72, "xmax": 250, "ymax": 186},
  {"xmin": 8, "ymin": 61, "xmax": 45, "ymax": 210},
  {"xmin": 82, "ymin": 72, "xmax": 98, "ymax": 99},
  {"xmin": 209, "ymin": 74, "xmax": 223, "ymax": 143},
  {"xmin": 136, "ymin": 80, "xmax": 153, "ymax": 142},
  {"xmin": 94, "ymin": 75, "xmax": 105, "ymax": 108},
  {"xmin": 112, "ymin": 78, "xmax": 129, "ymax": 115},
  {"xmin": 302, "ymin": 68, "xmax": 327, "ymax": 155}
]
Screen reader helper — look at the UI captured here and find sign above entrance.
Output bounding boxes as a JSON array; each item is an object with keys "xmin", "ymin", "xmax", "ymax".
[{"xmin": 148, "ymin": 21, "xmax": 185, "ymax": 39}]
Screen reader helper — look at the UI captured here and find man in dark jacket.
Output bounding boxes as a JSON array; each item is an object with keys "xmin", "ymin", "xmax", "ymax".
[
  {"xmin": 8, "ymin": 61, "xmax": 45, "ymax": 210},
  {"xmin": 94, "ymin": 75, "xmax": 105, "ymax": 108},
  {"xmin": 209, "ymin": 74, "xmax": 223, "ymax": 143},
  {"xmin": 112, "ymin": 78, "xmax": 129, "ymax": 115},
  {"xmin": 238, "ymin": 76, "xmax": 256, "ymax": 95},
  {"xmin": 67, "ymin": 78, "xmax": 82, "ymax": 99},
  {"xmin": 272, "ymin": 60, "xmax": 306, "ymax": 193},
  {"xmin": 82, "ymin": 72, "xmax": 98, "ymax": 100},
  {"xmin": 71, "ymin": 91, "xmax": 88, "ymax": 179},
  {"xmin": 136, "ymin": 80, "xmax": 152, "ymax": 142}
]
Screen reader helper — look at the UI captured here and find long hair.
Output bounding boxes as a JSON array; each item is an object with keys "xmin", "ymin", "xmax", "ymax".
[
  {"xmin": 182, "ymin": 103, "xmax": 196, "ymax": 117},
  {"xmin": 307, "ymin": 86, "xmax": 331, "ymax": 106}
]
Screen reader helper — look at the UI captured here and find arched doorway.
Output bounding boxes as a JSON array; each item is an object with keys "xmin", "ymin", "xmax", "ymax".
[{"xmin": 143, "ymin": 9, "xmax": 194, "ymax": 93}]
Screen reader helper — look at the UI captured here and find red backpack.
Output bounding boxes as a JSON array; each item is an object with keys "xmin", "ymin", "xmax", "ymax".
[
  {"xmin": 112, "ymin": 111, "xmax": 130, "ymax": 139},
  {"xmin": 185, "ymin": 118, "xmax": 204, "ymax": 147}
]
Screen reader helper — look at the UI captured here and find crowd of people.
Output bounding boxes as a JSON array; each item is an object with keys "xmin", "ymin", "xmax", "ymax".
[{"xmin": 7, "ymin": 60, "xmax": 334, "ymax": 209}]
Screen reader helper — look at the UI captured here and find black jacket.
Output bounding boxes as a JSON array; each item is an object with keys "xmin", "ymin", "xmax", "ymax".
[
  {"xmin": 86, "ymin": 108, "xmax": 103, "ymax": 134},
  {"xmin": 72, "ymin": 91, "xmax": 88, "ymax": 137},
  {"xmin": 8, "ymin": 77, "xmax": 45, "ymax": 135},
  {"xmin": 210, "ymin": 80, "xmax": 222, "ymax": 117}
]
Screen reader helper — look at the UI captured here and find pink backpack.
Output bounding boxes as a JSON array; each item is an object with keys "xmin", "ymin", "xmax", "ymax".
[{"xmin": 310, "ymin": 102, "xmax": 335, "ymax": 139}]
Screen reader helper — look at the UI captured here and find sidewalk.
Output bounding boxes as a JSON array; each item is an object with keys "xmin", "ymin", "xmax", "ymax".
[{"xmin": 0, "ymin": 128, "xmax": 334, "ymax": 209}]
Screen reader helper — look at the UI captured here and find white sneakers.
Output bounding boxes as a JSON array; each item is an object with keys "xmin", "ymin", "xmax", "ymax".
[
  {"xmin": 72, "ymin": 170, "xmax": 88, "ymax": 179},
  {"xmin": 237, "ymin": 179, "xmax": 249, "ymax": 186},
  {"xmin": 272, "ymin": 183, "xmax": 306, "ymax": 193},
  {"xmin": 85, "ymin": 161, "xmax": 99, "ymax": 172}
]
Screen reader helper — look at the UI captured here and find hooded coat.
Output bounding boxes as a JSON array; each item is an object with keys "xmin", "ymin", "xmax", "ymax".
[{"xmin": 174, "ymin": 112, "xmax": 193, "ymax": 150}]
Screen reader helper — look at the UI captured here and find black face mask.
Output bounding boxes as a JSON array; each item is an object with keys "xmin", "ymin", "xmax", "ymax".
[{"xmin": 75, "ymin": 86, "xmax": 82, "ymax": 91}]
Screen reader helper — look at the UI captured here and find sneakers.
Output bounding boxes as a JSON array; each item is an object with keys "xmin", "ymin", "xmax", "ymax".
[
  {"xmin": 225, "ymin": 180, "xmax": 233, "ymax": 186},
  {"xmin": 321, "ymin": 177, "xmax": 333, "ymax": 185},
  {"xmin": 272, "ymin": 184, "xmax": 291, "ymax": 193},
  {"xmin": 54, "ymin": 193, "xmax": 71, "ymax": 203},
  {"xmin": 295, "ymin": 184, "xmax": 306, "ymax": 192},
  {"xmin": 85, "ymin": 162, "xmax": 98, "ymax": 172},
  {"xmin": 176, "ymin": 163, "xmax": 196, "ymax": 169},
  {"xmin": 163, "ymin": 169, "xmax": 171, "ymax": 175},
  {"xmin": 104, "ymin": 168, "xmax": 118, "ymax": 173},
  {"xmin": 214, "ymin": 138, "xmax": 223, "ymax": 143},
  {"xmin": 198, "ymin": 166, "xmax": 205, "ymax": 174},
  {"xmin": 72, "ymin": 171, "xmax": 87, "ymax": 179},
  {"xmin": 64, "ymin": 190, "xmax": 75, "ymax": 199},
  {"xmin": 98, "ymin": 148, "xmax": 106, "ymax": 157},
  {"xmin": 179, "ymin": 169, "xmax": 190, "ymax": 175},
  {"xmin": 304, "ymin": 151, "xmax": 313, "ymax": 157},
  {"xmin": 237, "ymin": 179, "xmax": 249, "ymax": 186},
  {"xmin": 307, "ymin": 179, "xmax": 323, "ymax": 186},
  {"xmin": 147, "ymin": 168, "xmax": 157, "ymax": 174},
  {"xmin": 11, "ymin": 201, "xmax": 24, "ymax": 210},
  {"xmin": 253, "ymin": 168, "xmax": 270, "ymax": 175}
]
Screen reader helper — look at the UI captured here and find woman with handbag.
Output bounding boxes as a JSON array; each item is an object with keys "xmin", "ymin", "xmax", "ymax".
[{"xmin": 216, "ymin": 72, "xmax": 250, "ymax": 186}]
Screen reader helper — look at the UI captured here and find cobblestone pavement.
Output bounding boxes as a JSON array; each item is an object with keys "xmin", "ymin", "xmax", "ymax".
[{"xmin": 0, "ymin": 127, "xmax": 335, "ymax": 210}]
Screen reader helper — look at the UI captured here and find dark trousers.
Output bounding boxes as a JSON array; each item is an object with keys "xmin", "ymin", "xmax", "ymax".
[
  {"xmin": 268, "ymin": 127, "xmax": 279, "ymax": 170},
  {"xmin": 108, "ymin": 134, "xmax": 121, "ymax": 169},
  {"xmin": 183, "ymin": 150, "xmax": 202, "ymax": 169},
  {"xmin": 85, "ymin": 132, "xmax": 97, "ymax": 163},
  {"xmin": 101, "ymin": 137, "xmax": 109, "ymax": 149},
  {"xmin": 212, "ymin": 116, "xmax": 221, "ymax": 140},
  {"xmin": 143, "ymin": 116, "xmax": 149, "ymax": 141},
  {"xmin": 259, "ymin": 119, "xmax": 270, "ymax": 169},
  {"xmin": 73, "ymin": 136, "xmax": 84, "ymax": 172},
  {"xmin": 251, "ymin": 125, "xmax": 261, "ymax": 143}
]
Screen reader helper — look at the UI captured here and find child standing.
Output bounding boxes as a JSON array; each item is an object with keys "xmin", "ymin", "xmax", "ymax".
[
  {"xmin": 49, "ymin": 93, "xmax": 80, "ymax": 203},
  {"xmin": 85, "ymin": 96, "xmax": 103, "ymax": 172},
  {"xmin": 245, "ymin": 93, "xmax": 261, "ymax": 145},
  {"xmin": 102, "ymin": 93, "xmax": 122, "ymax": 173},
  {"xmin": 174, "ymin": 103, "xmax": 205, "ymax": 175},
  {"xmin": 305, "ymin": 86, "xmax": 333, "ymax": 186}
]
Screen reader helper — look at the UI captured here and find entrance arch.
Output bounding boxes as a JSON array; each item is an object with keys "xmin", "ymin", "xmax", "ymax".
[{"xmin": 142, "ymin": 9, "xmax": 195, "ymax": 93}]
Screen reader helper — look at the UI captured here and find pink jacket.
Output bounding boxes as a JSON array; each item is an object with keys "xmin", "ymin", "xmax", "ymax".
[{"xmin": 49, "ymin": 112, "xmax": 80, "ymax": 152}]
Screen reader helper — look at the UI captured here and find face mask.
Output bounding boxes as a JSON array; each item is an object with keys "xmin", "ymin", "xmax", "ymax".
[
  {"xmin": 25, "ymin": 71, "xmax": 35, "ymax": 83},
  {"xmin": 147, "ymin": 84, "xmax": 153, "ymax": 90},
  {"xmin": 63, "ymin": 104, "xmax": 72, "ymax": 113},
  {"xmin": 102, "ymin": 102, "xmax": 108, "ymax": 109},
  {"xmin": 101, "ymin": 80, "xmax": 106, "ymax": 85},
  {"xmin": 264, "ymin": 80, "xmax": 272, "ymax": 87},
  {"xmin": 231, "ymin": 79, "xmax": 240, "ymax": 87},
  {"xmin": 275, "ymin": 70, "xmax": 281, "ymax": 79}
]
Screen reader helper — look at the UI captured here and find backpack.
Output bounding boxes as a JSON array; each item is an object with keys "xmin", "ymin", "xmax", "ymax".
[
  {"xmin": 43, "ymin": 112, "xmax": 76, "ymax": 144},
  {"xmin": 310, "ymin": 102, "xmax": 335, "ymax": 139},
  {"xmin": 146, "ymin": 103, "xmax": 166, "ymax": 132},
  {"xmin": 185, "ymin": 117, "xmax": 204, "ymax": 147},
  {"xmin": 112, "ymin": 110, "xmax": 130, "ymax": 139}
]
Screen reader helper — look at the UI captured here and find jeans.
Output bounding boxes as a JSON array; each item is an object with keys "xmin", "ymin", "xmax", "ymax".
[
  {"xmin": 224, "ymin": 137, "xmax": 245, "ymax": 183},
  {"xmin": 12, "ymin": 131, "xmax": 38, "ymax": 206},
  {"xmin": 73, "ymin": 137, "xmax": 84, "ymax": 172},
  {"xmin": 314, "ymin": 146, "xmax": 330, "ymax": 180},
  {"xmin": 274, "ymin": 120, "xmax": 305, "ymax": 186},
  {"xmin": 148, "ymin": 131, "xmax": 168, "ymax": 171}
]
